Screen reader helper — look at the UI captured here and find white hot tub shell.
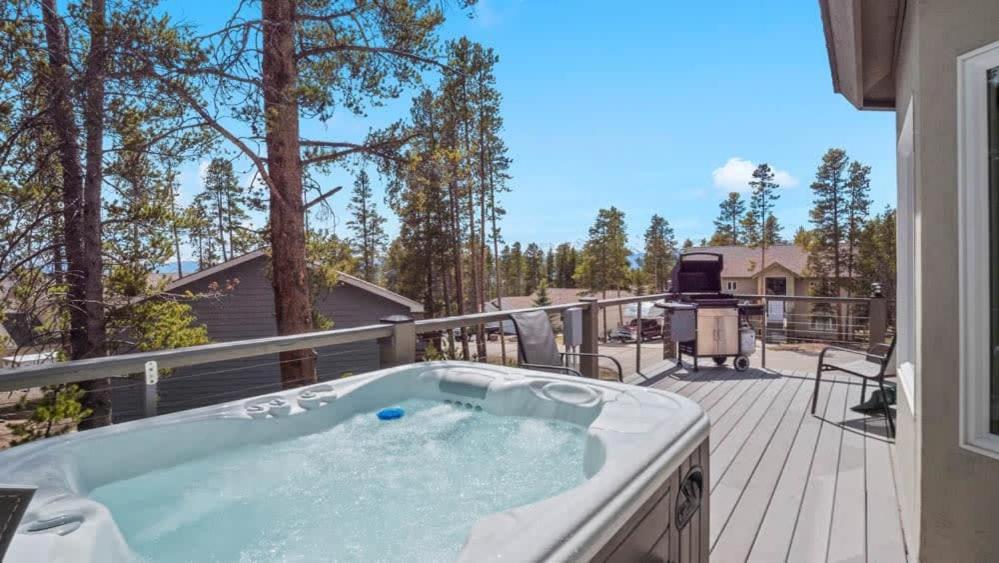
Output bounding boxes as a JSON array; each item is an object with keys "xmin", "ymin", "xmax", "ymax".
[{"xmin": 0, "ymin": 361, "xmax": 710, "ymax": 562}]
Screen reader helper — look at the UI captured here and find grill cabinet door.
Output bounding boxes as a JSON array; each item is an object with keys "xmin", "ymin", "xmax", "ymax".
[
  {"xmin": 696, "ymin": 309, "xmax": 739, "ymax": 356},
  {"xmin": 717, "ymin": 310, "xmax": 739, "ymax": 355}
]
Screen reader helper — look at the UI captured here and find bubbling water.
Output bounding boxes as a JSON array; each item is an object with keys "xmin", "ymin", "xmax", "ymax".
[{"xmin": 90, "ymin": 399, "xmax": 588, "ymax": 562}]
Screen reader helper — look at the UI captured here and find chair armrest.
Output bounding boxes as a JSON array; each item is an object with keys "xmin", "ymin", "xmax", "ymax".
[
  {"xmin": 519, "ymin": 362, "xmax": 584, "ymax": 378},
  {"xmin": 818, "ymin": 345, "xmax": 867, "ymax": 365},
  {"xmin": 868, "ymin": 343, "xmax": 892, "ymax": 356},
  {"xmin": 561, "ymin": 352, "xmax": 624, "ymax": 381}
]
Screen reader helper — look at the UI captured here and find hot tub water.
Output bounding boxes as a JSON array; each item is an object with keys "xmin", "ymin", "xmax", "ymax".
[{"xmin": 89, "ymin": 399, "xmax": 588, "ymax": 562}]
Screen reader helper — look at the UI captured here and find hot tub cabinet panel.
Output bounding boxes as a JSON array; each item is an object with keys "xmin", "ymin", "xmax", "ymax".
[
  {"xmin": 591, "ymin": 440, "xmax": 709, "ymax": 563},
  {"xmin": 0, "ymin": 362, "xmax": 710, "ymax": 563}
]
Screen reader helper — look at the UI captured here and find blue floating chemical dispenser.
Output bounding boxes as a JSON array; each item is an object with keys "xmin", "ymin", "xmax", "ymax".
[{"xmin": 377, "ymin": 407, "xmax": 405, "ymax": 420}]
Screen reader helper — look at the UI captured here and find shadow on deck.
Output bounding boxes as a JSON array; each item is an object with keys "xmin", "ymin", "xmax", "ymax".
[{"xmin": 625, "ymin": 360, "xmax": 909, "ymax": 562}]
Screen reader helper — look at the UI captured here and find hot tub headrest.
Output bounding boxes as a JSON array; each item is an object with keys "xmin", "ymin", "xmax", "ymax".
[{"xmin": 437, "ymin": 369, "xmax": 493, "ymax": 399}]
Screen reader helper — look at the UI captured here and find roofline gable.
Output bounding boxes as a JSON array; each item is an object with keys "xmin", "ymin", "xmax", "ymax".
[{"xmin": 166, "ymin": 249, "xmax": 424, "ymax": 314}]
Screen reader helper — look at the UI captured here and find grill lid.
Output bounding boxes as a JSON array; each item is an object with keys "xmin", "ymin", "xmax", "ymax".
[{"xmin": 670, "ymin": 252, "xmax": 723, "ymax": 294}]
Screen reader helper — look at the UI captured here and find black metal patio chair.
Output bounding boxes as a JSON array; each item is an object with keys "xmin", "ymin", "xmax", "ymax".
[
  {"xmin": 811, "ymin": 334, "xmax": 897, "ymax": 437},
  {"xmin": 509, "ymin": 310, "xmax": 623, "ymax": 381}
]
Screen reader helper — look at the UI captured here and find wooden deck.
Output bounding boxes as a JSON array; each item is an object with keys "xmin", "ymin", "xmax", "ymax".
[{"xmin": 627, "ymin": 362, "xmax": 909, "ymax": 562}]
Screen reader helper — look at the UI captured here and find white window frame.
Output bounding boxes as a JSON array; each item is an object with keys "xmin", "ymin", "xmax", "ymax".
[
  {"xmin": 725, "ymin": 281, "xmax": 737, "ymax": 292},
  {"xmin": 957, "ymin": 39, "xmax": 999, "ymax": 459},
  {"xmin": 896, "ymin": 99, "xmax": 917, "ymax": 414}
]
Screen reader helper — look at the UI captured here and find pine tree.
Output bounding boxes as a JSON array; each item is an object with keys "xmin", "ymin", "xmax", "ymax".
[
  {"xmin": 808, "ymin": 148, "xmax": 851, "ymax": 297},
  {"xmin": 643, "ymin": 214, "xmax": 677, "ymax": 291},
  {"xmin": 554, "ymin": 243, "xmax": 577, "ymax": 287},
  {"xmin": 854, "ymin": 207, "xmax": 896, "ymax": 300},
  {"xmin": 577, "ymin": 207, "xmax": 628, "ymax": 337},
  {"xmin": 793, "ymin": 226, "xmax": 814, "ymax": 247},
  {"xmin": 503, "ymin": 242, "xmax": 524, "ymax": 295},
  {"xmin": 346, "ymin": 170, "xmax": 389, "ymax": 283},
  {"xmin": 845, "ymin": 160, "xmax": 872, "ymax": 292},
  {"xmin": 523, "ymin": 243, "xmax": 544, "ymax": 294},
  {"xmin": 711, "ymin": 192, "xmax": 746, "ymax": 245},
  {"xmin": 199, "ymin": 158, "xmax": 259, "ymax": 262},
  {"xmin": 682, "ymin": 238, "xmax": 694, "ymax": 250},
  {"xmin": 545, "ymin": 248, "xmax": 556, "ymax": 285},
  {"xmin": 744, "ymin": 164, "xmax": 781, "ymax": 284},
  {"xmin": 187, "ymin": 193, "xmax": 222, "ymax": 269},
  {"xmin": 158, "ymin": 0, "xmax": 473, "ymax": 385},
  {"xmin": 1, "ymin": 0, "xmax": 214, "ymax": 431},
  {"xmin": 533, "ymin": 279, "xmax": 552, "ymax": 306}
]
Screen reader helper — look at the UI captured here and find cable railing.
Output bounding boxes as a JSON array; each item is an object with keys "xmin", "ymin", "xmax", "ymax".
[{"xmin": 0, "ymin": 290, "xmax": 893, "ymax": 447}]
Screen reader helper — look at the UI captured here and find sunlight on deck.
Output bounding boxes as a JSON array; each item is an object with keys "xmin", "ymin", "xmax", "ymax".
[{"xmin": 627, "ymin": 362, "xmax": 909, "ymax": 562}]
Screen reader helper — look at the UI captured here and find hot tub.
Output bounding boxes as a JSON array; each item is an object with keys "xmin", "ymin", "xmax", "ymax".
[{"xmin": 0, "ymin": 361, "xmax": 709, "ymax": 562}]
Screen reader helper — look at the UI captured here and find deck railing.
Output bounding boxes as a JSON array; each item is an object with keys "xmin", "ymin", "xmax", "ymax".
[
  {"xmin": 0, "ymin": 294, "xmax": 670, "ymax": 423},
  {"xmin": 0, "ymin": 290, "xmax": 891, "ymax": 430}
]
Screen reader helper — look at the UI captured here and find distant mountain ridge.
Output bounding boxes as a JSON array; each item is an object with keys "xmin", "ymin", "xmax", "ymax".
[{"xmin": 156, "ymin": 261, "xmax": 199, "ymax": 275}]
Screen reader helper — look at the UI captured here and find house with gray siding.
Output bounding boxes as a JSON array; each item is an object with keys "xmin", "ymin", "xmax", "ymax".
[{"xmin": 112, "ymin": 250, "xmax": 423, "ymax": 421}]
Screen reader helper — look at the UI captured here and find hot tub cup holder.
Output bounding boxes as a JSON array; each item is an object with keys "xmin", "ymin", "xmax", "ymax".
[
  {"xmin": 266, "ymin": 398, "xmax": 292, "ymax": 417},
  {"xmin": 245, "ymin": 403, "xmax": 269, "ymax": 419},
  {"xmin": 244, "ymin": 397, "xmax": 292, "ymax": 418},
  {"xmin": 298, "ymin": 386, "xmax": 337, "ymax": 410},
  {"xmin": 22, "ymin": 513, "xmax": 84, "ymax": 536}
]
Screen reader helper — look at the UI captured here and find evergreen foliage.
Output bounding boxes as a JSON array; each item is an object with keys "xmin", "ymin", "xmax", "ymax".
[
  {"xmin": 711, "ymin": 192, "xmax": 746, "ymax": 245},
  {"xmin": 346, "ymin": 170, "xmax": 389, "ymax": 283},
  {"xmin": 643, "ymin": 214, "xmax": 677, "ymax": 291}
]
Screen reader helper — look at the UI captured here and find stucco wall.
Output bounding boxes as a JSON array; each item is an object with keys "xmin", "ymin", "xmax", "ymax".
[
  {"xmin": 902, "ymin": 1, "xmax": 999, "ymax": 559},
  {"xmin": 892, "ymin": 4, "xmax": 922, "ymax": 553}
]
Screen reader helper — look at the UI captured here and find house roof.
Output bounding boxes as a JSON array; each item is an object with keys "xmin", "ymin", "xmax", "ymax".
[
  {"xmin": 167, "ymin": 249, "xmax": 424, "ymax": 313},
  {"xmin": 686, "ymin": 245, "xmax": 810, "ymax": 278},
  {"xmin": 818, "ymin": 0, "xmax": 904, "ymax": 110}
]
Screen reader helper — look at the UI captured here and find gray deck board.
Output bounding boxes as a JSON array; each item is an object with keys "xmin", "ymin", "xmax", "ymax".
[
  {"xmin": 637, "ymin": 363, "xmax": 908, "ymax": 562},
  {"xmin": 711, "ymin": 374, "xmax": 812, "ymax": 561}
]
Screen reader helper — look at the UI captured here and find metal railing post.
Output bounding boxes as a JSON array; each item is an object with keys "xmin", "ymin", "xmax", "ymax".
[
  {"xmin": 378, "ymin": 315, "xmax": 416, "ymax": 368},
  {"xmin": 761, "ymin": 297, "xmax": 768, "ymax": 369},
  {"xmin": 869, "ymin": 285, "xmax": 887, "ymax": 346},
  {"xmin": 635, "ymin": 299, "xmax": 642, "ymax": 374},
  {"xmin": 580, "ymin": 297, "xmax": 600, "ymax": 378},
  {"xmin": 143, "ymin": 361, "xmax": 158, "ymax": 418}
]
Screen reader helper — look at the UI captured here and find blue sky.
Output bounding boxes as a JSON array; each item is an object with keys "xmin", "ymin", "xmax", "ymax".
[{"xmin": 171, "ymin": 0, "xmax": 897, "ymax": 255}]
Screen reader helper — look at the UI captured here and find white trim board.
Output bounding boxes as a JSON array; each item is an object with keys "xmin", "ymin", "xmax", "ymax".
[
  {"xmin": 957, "ymin": 39, "xmax": 999, "ymax": 460},
  {"xmin": 896, "ymin": 98, "xmax": 916, "ymax": 414}
]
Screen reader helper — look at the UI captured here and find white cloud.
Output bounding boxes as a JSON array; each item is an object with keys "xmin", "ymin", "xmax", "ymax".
[{"xmin": 711, "ymin": 157, "xmax": 799, "ymax": 193}]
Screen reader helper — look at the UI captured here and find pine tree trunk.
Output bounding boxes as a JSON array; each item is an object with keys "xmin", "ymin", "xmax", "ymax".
[
  {"xmin": 489, "ymin": 165, "xmax": 507, "ymax": 363},
  {"xmin": 216, "ymin": 190, "xmax": 228, "ymax": 261},
  {"xmin": 79, "ymin": 0, "xmax": 110, "ymax": 427},
  {"xmin": 447, "ymin": 177, "xmax": 469, "ymax": 360},
  {"xmin": 171, "ymin": 181, "xmax": 184, "ymax": 277},
  {"xmin": 42, "ymin": 0, "xmax": 110, "ymax": 428},
  {"xmin": 476, "ymin": 96, "xmax": 488, "ymax": 361},
  {"xmin": 262, "ymin": 0, "xmax": 316, "ymax": 388}
]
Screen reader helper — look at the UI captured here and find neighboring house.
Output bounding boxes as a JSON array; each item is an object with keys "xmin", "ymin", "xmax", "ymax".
[
  {"xmin": 687, "ymin": 245, "xmax": 851, "ymax": 336},
  {"xmin": 820, "ymin": 1, "xmax": 999, "ymax": 559},
  {"xmin": 111, "ymin": 250, "xmax": 423, "ymax": 422}
]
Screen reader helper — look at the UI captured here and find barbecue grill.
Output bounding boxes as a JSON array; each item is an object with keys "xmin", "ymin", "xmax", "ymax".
[{"xmin": 654, "ymin": 252, "xmax": 763, "ymax": 371}]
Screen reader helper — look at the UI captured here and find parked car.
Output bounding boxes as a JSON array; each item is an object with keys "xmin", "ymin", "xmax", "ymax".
[{"xmin": 609, "ymin": 318, "xmax": 663, "ymax": 342}]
